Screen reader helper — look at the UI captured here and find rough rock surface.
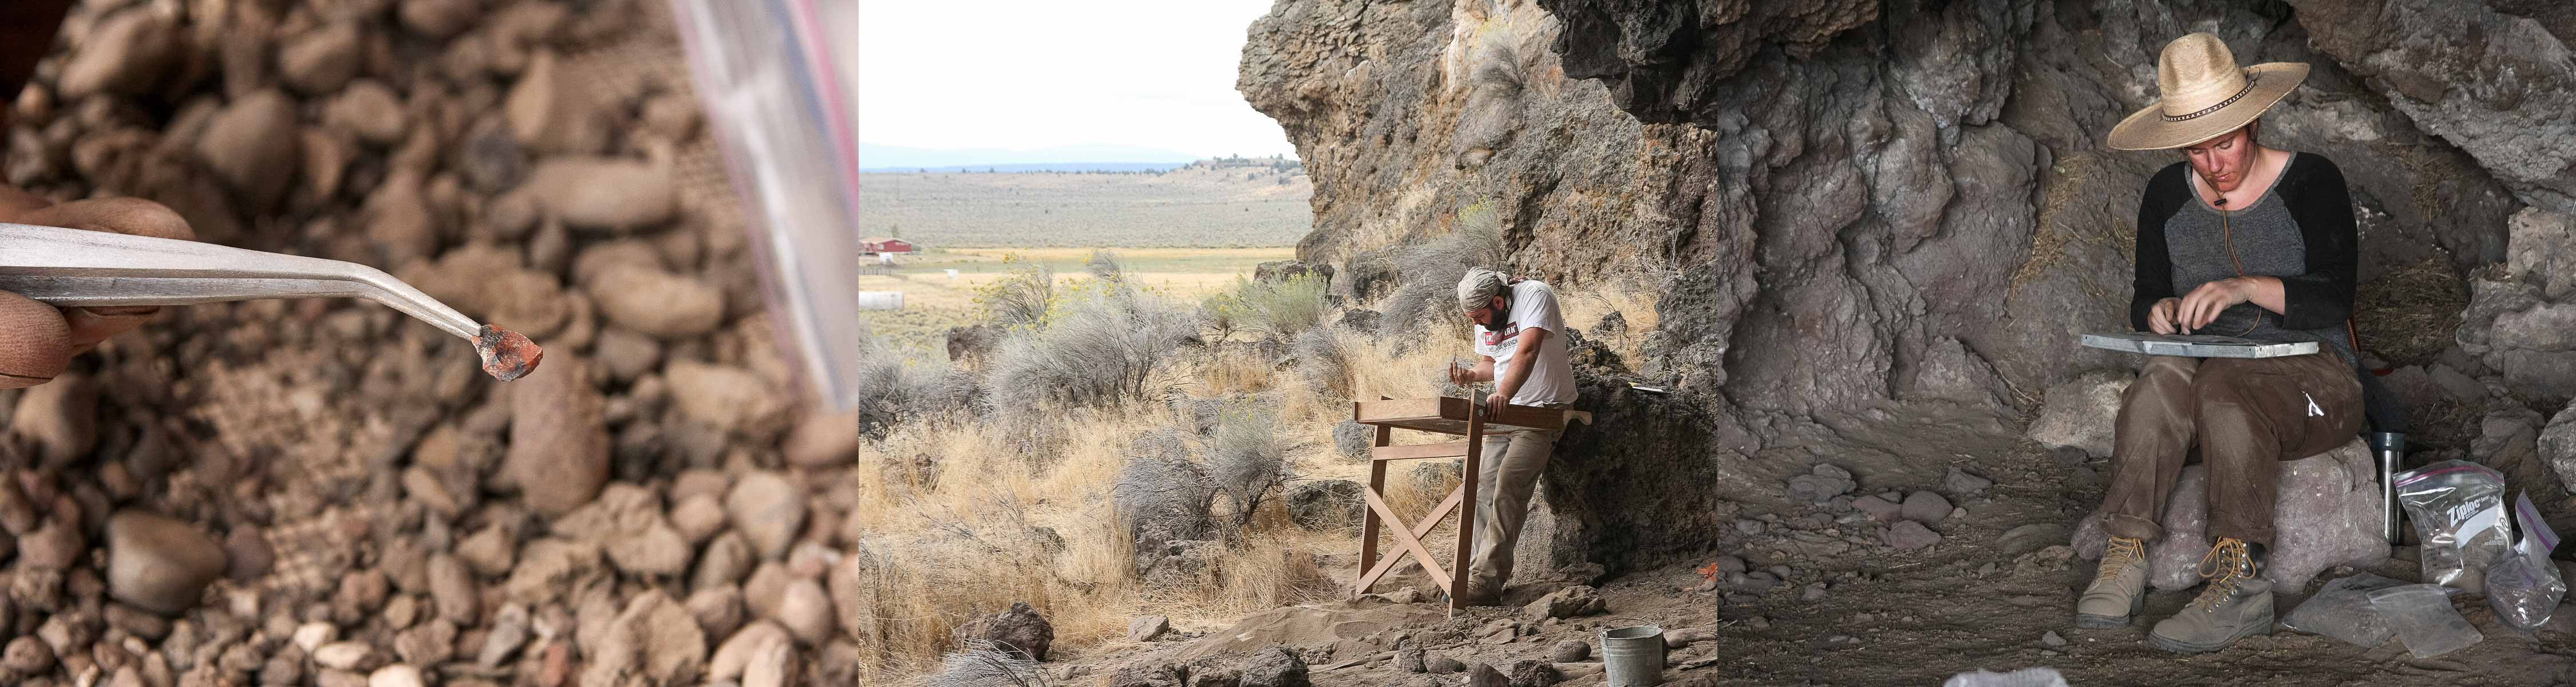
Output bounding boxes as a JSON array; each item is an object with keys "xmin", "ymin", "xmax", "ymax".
[
  {"xmin": 1243, "ymin": 0, "xmax": 2550, "ymax": 573},
  {"xmin": 2548, "ymin": 403, "xmax": 2576, "ymax": 498},
  {"xmin": 1236, "ymin": 645, "xmax": 1310, "ymax": 687},
  {"xmin": 2027, "ymin": 370, "xmax": 2132, "ymax": 458},
  {"xmin": 1283, "ymin": 479, "xmax": 1362, "ymax": 530},
  {"xmin": 1522, "ymin": 586, "xmax": 1606, "ymax": 621},
  {"xmin": 2458, "ymin": 208, "xmax": 2576, "ymax": 401},
  {"xmin": 952, "ymin": 601, "xmax": 1055, "ymax": 661},
  {"xmin": 2069, "ymin": 440, "xmax": 2387, "ymax": 590}
]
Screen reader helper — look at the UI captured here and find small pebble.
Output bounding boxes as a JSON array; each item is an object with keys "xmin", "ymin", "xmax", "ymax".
[{"xmin": 2042, "ymin": 630, "xmax": 2067, "ymax": 647}]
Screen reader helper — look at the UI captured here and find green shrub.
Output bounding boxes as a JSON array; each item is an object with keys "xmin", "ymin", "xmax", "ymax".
[{"xmin": 1213, "ymin": 273, "xmax": 1329, "ymax": 341}]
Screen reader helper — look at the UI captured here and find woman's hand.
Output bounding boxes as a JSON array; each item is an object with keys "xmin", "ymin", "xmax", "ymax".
[
  {"xmin": 2175, "ymin": 278, "xmax": 2255, "ymax": 334},
  {"xmin": 2148, "ymin": 297, "xmax": 2183, "ymax": 335}
]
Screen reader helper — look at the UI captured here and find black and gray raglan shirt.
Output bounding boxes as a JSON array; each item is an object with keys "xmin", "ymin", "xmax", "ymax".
[{"xmin": 2129, "ymin": 152, "xmax": 2361, "ymax": 372}]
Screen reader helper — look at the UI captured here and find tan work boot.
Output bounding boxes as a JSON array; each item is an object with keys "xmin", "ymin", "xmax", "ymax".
[
  {"xmin": 2148, "ymin": 538, "xmax": 2273, "ymax": 654},
  {"xmin": 2075, "ymin": 536, "xmax": 2149, "ymax": 628},
  {"xmin": 1453, "ymin": 580, "xmax": 1503, "ymax": 607}
]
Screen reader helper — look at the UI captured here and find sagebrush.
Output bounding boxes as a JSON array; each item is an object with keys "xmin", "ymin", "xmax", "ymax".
[
  {"xmin": 1382, "ymin": 200, "xmax": 1506, "ymax": 339},
  {"xmin": 974, "ymin": 254, "xmax": 1055, "ymax": 329},
  {"xmin": 983, "ymin": 282, "xmax": 1200, "ymax": 410},
  {"xmin": 1208, "ymin": 273, "xmax": 1329, "ymax": 341},
  {"xmin": 1206, "ymin": 402, "xmax": 1291, "ymax": 528}
]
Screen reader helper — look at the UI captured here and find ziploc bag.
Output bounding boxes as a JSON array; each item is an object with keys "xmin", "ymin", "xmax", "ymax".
[
  {"xmin": 2392, "ymin": 461, "xmax": 2510, "ymax": 594},
  {"xmin": 2280, "ymin": 572, "xmax": 2408, "ymax": 647},
  {"xmin": 2368, "ymin": 584, "xmax": 2482, "ymax": 659},
  {"xmin": 2486, "ymin": 491, "xmax": 2565, "ymax": 631}
]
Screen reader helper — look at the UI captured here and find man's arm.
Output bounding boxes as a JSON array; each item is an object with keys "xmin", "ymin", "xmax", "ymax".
[
  {"xmin": 1487, "ymin": 328, "xmax": 1547, "ymax": 409},
  {"xmin": 1449, "ymin": 355, "xmax": 1496, "ymax": 385}
]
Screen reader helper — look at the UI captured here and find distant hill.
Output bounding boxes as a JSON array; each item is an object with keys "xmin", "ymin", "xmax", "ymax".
[{"xmin": 860, "ymin": 143, "xmax": 1220, "ymax": 171}]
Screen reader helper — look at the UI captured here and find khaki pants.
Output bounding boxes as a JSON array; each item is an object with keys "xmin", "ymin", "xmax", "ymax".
[
  {"xmin": 1468, "ymin": 422, "xmax": 1561, "ymax": 590},
  {"xmin": 2101, "ymin": 354, "xmax": 2363, "ymax": 546}
]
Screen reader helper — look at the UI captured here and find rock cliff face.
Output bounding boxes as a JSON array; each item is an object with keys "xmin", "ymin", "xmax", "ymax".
[{"xmin": 1242, "ymin": 0, "xmax": 2570, "ymax": 574}]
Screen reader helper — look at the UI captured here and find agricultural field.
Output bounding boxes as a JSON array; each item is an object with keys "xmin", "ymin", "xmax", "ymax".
[
  {"xmin": 860, "ymin": 247, "xmax": 1299, "ymax": 352},
  {"xmin": 858, "ymin": 157, "xmax": 1313, "ymax": 247}
]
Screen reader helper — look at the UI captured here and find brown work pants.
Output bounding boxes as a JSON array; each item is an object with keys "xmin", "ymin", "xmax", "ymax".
[{"xmin": 2100, "ymin": 353, "xmax": 2362, "ymax": 547}]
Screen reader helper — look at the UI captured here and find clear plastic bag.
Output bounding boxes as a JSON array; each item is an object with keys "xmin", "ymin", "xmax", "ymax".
[
  {"xmin": 2368, "ymin": 584, "xmax": 2483, "ymax": 659},
  {"xmin": 2280, "ymin": 572, "xmax": 2408, "ymax": 647},
  {"xmin": 2392, "ymin": 461, "xmax": 2510, "ymax": 594},
  {"xmin": 2486, "ymin": 492, "xmax": 2566, "ymax": 632},
  {"xmin": 671, "ymin": 0, "xmax": 866, "ymax": 411}
]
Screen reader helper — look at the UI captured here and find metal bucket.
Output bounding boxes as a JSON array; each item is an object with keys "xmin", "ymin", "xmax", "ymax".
[{"xmin": 1600, "ymin": 621, "xmax": 1665, "ymax": 686}]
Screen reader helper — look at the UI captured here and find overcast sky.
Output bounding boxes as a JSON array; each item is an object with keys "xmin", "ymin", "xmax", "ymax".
[{"xmin": 856, "ymin": 1, "xmax": 1299, "ymax": 160}]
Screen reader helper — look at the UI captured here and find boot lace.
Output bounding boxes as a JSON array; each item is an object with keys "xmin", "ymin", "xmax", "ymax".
[
  {"xmin": 2092, "ymin": 536, "xmax": 2146, "ymax": 587},
  {"xmin": 2186, "ymin": 538, "xmax": 2255, "ymax": 613}
]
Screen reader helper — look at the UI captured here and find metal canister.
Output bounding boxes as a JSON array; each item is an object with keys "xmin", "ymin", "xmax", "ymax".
[
  {"xmin": 2369, "ymin": 432, "xmax": 2405, "ymax": 544},
  {"xmin": 1600, "ymin": 622, "xmax": 1666, "ymax": 686}
]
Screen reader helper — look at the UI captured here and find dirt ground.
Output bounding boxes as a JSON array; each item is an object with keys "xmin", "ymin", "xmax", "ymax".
[{"xmin": 1061, "ymin": 441, "xmax": 2576, "ymax": 686}]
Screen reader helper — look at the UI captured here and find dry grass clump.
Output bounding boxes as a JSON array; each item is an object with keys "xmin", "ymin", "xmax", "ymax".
[
  {"xmin": 1560, "ymin": 277, "xmax": 1662, "ymax": 364},
  {"xmin": 929, "ymin": 638, "xmax": 1053, "ymax": 687},
  {"xmin": 1290, "ymin": 326, "xmax": 1356, "ymax": 399},
  {"xmin": 1383, "ymin": 201, "xmax": 1506, "ymax": 340},
  {"xmin": 856, "ymin": 338, "xmax": 981, "ymax": 428},
  {"xmin": 2354, "ymin": 258, "xmax": 2468, "ymax": 366},
  {"xmin": 851, "ymin": 296, "xmax": 1474, "ymax": 682},
  {"xmin": 1113, "ymin": 429, "xmax": 1218, "ymax": 543}
]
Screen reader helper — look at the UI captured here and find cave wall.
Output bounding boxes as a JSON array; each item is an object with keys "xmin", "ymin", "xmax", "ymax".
[{"xmin": 1242, "ymin": 0, "xmax": 2562, "ymax": 574}]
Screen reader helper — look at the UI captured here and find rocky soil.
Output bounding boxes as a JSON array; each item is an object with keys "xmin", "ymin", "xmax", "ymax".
[
  {"xmin": 1, "ymin": 1, "xmax": 862, "ymax": 686},
  {"xmin": 1054, "ymin": 440, "xmax": 2576, "ymax": 686}
]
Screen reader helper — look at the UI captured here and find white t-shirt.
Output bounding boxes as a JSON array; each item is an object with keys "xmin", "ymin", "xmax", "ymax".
[{"xmin": 1473, "ymin": 280, "xmax": 1577, "ymax": 406}]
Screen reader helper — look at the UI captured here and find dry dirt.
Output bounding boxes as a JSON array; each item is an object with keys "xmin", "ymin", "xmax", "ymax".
[{"xmin": 1058, "ymin": 442, "xmax": 2576, "ymax": 686}]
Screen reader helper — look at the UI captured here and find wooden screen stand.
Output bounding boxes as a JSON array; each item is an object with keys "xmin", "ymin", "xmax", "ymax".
[{"xmin": 1349, "ymin": 396, "xmax": 1591, "ymax": 613}]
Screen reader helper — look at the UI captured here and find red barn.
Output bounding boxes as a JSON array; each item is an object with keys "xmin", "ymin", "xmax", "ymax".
[{"xmin": 860, "ymin": 238, "xmax": 914, "ymax": 255}]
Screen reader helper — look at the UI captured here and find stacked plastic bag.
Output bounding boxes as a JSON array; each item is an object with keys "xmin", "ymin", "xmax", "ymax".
[{"xmin": 2280, "ymin": 461, "xmax": 2565, "ymax": 658}]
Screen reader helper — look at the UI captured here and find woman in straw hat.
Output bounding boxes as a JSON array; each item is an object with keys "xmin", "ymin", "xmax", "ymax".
[{"xmin": 2075, "ymin": 33, "xmax": 2367, "ymax": 654}]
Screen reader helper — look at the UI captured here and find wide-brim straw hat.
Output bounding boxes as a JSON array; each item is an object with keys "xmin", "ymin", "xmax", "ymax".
[{"xmin": 2107, "ymin": 33, "xmax": 2308, "ymax": 151}]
